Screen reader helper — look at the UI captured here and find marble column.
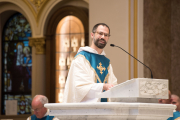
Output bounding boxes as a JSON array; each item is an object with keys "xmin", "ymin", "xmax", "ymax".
[
  {"xmin": 144, "ymin": 0, "xmax": 180, "ymax": 96},
  {"xmin": 171, "ymin": 0, "xmax": 180, "ymax": 96},
  {"xmin": 143, "ymin": 1, "xmax": 171, "ymax": 82},
  {"xmin": 29, "ymin": 37, "xmax": 46, "ymax": 98}
]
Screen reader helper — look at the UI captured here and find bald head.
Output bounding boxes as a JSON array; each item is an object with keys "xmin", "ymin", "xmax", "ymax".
[
  {"xmin": 171, "ymin": 94, "xmax": 180, "ymax": 111},
  {"xmin": 33, "ymin": 95, "xmax": 48, "ymax": 104},
  {"xmin": 31, "ymin": 95, "xmax": 48, "ymax": 118},
  {"xmin": 171, "ymin": 94, "xmax": 180, "ymax": 100}
]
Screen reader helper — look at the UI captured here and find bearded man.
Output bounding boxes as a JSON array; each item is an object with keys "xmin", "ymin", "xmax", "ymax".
[{"xmin": 63, "ymin": 23, "xmax": 117, "ymax": 103}]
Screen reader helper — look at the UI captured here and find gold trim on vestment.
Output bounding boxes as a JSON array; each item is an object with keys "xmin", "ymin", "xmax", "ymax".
[
  {"xmin": 103, "ymin": 63, "xmax": 110, "ymax": 83},
  {"xmin": 175, "ymin": 117, "xmax": 180, "ymax": 120},
  {"xmin": 97, "ymin": 62, "xmax": 106, "ymax": 74},
  {"xmin": 107, "ymin": 63, "xmax": 110, "ymax": 70},
  {"xmin": 74, "ymin": 54, "xmax": 109, "ymax": 83},
  {"xmin": 104, "ymin": 73, "xmax": 109, "ymax": 83}
]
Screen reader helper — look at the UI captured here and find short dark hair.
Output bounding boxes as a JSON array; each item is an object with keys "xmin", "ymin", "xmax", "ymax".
[{"xmin": 92, "ymin": 23, "xmax": 110, "ymax": 34}]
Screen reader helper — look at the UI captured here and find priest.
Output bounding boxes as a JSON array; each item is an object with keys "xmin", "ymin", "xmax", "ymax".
[{"xmin": 63, "ymin": 23, "xmax": 117, "ymax": 103}]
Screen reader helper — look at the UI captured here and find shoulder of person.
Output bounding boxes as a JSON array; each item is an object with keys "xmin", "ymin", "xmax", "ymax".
[
  {"xmin": 53, "ymin": 117, "xmax": 59, "ymax": 120},
  {"xmin": 27, "ymin": 116, "xmax": 31, "ymax": 120}
]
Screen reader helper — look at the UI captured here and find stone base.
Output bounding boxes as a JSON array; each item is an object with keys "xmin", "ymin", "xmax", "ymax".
[{"xmin": 45, "ymin": 102, "xmax": 176, "ymax": 120}]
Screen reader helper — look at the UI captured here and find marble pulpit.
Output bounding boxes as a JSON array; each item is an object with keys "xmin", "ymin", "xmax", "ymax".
[{"xmin": 45, "ymin": 78, "xmax": 176, "ymax": 120}]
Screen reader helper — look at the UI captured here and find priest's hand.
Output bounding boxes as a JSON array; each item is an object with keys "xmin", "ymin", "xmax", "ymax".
[{"xmin": 103, "ymin": 83, "xmax": 114, "ymax": 91}]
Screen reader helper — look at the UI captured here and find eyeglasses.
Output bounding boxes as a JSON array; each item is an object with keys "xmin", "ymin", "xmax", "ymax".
[
  {"xmin": 31, "ymin": 106, "xmax": 44, "ymax": 112},
  {"xmin": 94, "ymin": 31, "xmax": 110, "ymax": 38}
]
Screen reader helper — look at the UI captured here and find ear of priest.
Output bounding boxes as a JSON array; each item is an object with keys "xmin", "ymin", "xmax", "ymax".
[
  {"xmin": 27, "ymin": 95, "xmax": 56, "ymax": 120},
  {"xmin": 63, "ymin": 23, "xmax": 117, "ymax": 103}
]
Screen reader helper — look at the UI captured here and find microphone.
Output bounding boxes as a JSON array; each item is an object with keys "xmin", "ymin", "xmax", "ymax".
[{"xmin": 110, "ymin": 44, "xmax": 153, "ymax": 79}]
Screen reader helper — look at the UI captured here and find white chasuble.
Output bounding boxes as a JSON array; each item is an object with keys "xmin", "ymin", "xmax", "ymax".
[{"xmin": 63, "ymin": 47, "xmax": 117, "ymax": 103}]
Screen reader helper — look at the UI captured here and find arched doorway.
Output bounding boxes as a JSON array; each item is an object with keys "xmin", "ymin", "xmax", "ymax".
[
  {"xmin": 55, "ymin": 15, "xmax": 85, "ymax": 103},
  {"xmin": 45, "ymin": 6, "xmax": 89, "ymax": 103}
]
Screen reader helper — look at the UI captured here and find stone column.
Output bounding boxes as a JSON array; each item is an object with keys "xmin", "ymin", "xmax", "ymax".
[
  {"xmin": 143, "ymin": 0, "xmax": 171, "ymax": 80},
  {"xmin": 29, "ymin": 37, "xmax": 46, "ymax": 98},
  {"xmin": 171, "ymin": 0, "xmax": 180, "ymax": 96}
]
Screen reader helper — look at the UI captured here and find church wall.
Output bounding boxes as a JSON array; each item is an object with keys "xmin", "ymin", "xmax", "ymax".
[
  {"xmin": 144, "ymin": 0, "xmax": 172, "ymax": 88},
  {"xmin": 89, "ymin": 0, "xmax": 129, "ymax": 84},
  {"xmin": 171, "ymin": 0, "xmax": 180, "ymax": 96}
]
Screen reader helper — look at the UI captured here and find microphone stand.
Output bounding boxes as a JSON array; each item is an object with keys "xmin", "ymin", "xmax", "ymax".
[{"xmin": 110, "ymin": 44, "xmax": 153, "ymax": 79}]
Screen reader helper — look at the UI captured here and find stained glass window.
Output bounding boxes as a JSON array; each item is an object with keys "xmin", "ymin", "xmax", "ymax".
[
  {"xmin": 1, "ymin": 13, "xmax": 32, "ymax": 115},
  {"xmin": 56, "ymin": 16, "xmax": 85, "ymax": 103}
]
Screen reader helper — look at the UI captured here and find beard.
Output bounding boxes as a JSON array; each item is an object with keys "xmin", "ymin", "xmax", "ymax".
[{"xmin": 94, "ymin": 37, "xmax": 107, "ymax": 49}]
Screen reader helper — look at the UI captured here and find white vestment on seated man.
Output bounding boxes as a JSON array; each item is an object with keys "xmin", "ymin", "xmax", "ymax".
[{"xmin": 63, "ymin": 46, "xmax": 117, "ymax": 103}]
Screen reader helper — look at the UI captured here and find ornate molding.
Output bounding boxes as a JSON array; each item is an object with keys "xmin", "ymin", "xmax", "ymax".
[
  {"xmin": 30, "ymin": 0, "xmax": 45, "ymax": 12},
  {"xmin": 140, "ymin": 80, "xmax": 168, "ymax": 96},
  {"xmin": 22, "ymin": 0, "xmax": 49, "ymax": 26},
  {"xmin": 29, "ymin": 37, "xmax": 46, "ymax": 54}
]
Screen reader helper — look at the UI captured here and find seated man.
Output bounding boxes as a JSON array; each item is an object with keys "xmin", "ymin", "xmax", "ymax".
[
  {"xmin": 27, "ymin": 95, "xmax": 57, "ymax": 120},
  {"xmin": 167, "ymin": 94, "xmax": 180, "ymax": 120}
]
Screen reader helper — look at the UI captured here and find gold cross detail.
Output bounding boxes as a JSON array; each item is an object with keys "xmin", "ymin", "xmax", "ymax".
[{"xmin": 97, "ymin": 62, "xmax": 106, "ymax": 75}]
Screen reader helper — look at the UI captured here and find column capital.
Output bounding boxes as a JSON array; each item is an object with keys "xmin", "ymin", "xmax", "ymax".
[{"xmin": 29, "ymin": 37, "xmax": 46, "ymax": 54}]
